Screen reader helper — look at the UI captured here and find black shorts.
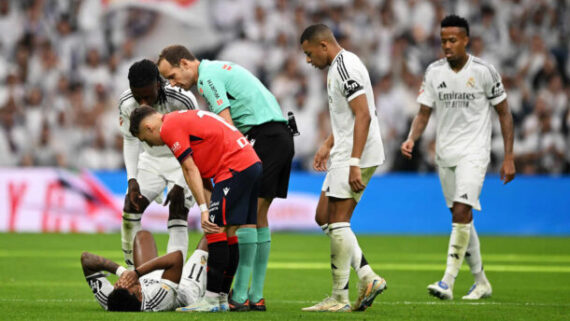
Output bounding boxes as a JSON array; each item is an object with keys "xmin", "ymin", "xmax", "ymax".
[
  {"xmin": 245, "ymin": 121, "xmax": 294, "ymax": 199},
  {"xmin": 209, "ymin": 162, "xmax": 262, "ymax": 226}
]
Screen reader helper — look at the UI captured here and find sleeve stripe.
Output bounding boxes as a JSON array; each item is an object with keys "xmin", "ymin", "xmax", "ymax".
[
  {"xmin": 473, "ymin": 58, "xmax": 499, "ymax": 82},
  {"xmin": 177, "ymin": 148, "xmax": 192, "ymax": 163},
  {"xmin": 118, "ymin": 93, "xmax": 133, "ymax": 110},
  {"xmin": 337, "ymin": 54, "xmax": 350, "ymax": 80},
  {"xmin": 165, "ymin": 88, "xmax": 195, "ymax": 109},
  {"xmin": 145, "ymin": 288, "xmax": 168, "ymax": 309},
  {"xmin": 95, "ymin": 292, "xmax": 108, "ymax": 305}
]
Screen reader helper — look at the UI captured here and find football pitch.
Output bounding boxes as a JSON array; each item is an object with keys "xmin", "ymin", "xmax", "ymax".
[{"xmin": 0, "ymin": 233, "xmax": 569, "ymax": 321}]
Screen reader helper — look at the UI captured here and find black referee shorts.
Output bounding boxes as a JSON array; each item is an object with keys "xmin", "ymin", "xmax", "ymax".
[{"xmin": 245, "ymin": 121, "xmax": 294, "ymax": 199}]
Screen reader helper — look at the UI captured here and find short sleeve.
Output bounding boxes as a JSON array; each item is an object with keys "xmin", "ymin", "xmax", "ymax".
[
  {"xmin": 336, "ymin": 56, "xmax": 366, "ymax": 101},
  {"xmin": 198, "ymin": 77, "xmax": 231, "ymax": 114},
  {"xmin": 118, "ymin": 102, "xmax": 134, "ymax": 138},
  {"xmin": 417, "ymin": 68, "xmax": 436, "ymax": 108},
  {"xmin": 142, "ymin": 279, "xmax": 178, "ymax": 311},
  {"xmin": 85, "ymin": 272, "xmax": 114, "ymax": 311},
  {"xmin": 482, "ymin": 64, "xmax": 507, "ymax": 106}
]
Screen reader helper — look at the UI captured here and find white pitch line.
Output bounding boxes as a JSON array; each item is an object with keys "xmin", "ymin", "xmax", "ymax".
[{"xmin": 1, "ymin": 298, "xmax": 568, "ymax": 308}]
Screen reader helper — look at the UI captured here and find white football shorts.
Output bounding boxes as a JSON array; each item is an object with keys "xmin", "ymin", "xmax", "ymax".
[
  {"xmin": 437, "ymin": 157, "xmax": 488, "ymax": 211},
  {"xmin": 321, "ymin": 166, "xmax": 377, "ymax": 202},
  {"xmin": 135, "ymin": 153, "xmax": 195, "ymax": 209}
]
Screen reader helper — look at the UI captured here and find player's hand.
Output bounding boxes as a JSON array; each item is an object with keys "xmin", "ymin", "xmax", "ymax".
[
  {"xmin": 201, "ymin": 211, "xmax": 220, "ymax": 234},
  {"xmin": 115, "ymin": 270, "xmax": 138, "ymax": 289},
  {"xmin": 500, "ymin": 155, "xmax": 516, "ymax": 184},
  {"xmin": 313, "ymin": 143, "xmax": 331, "ymax": 171},
  {"xmin": 349, "ymin": 166, "xmax": 365, "ymax": 193},
  {"xmin": 401, "ymin": 139, "xmax": 415, "ymax": 159},
  {"xmin": 127, "ymin": 179, "xmax": 144, "ymax": 212}
]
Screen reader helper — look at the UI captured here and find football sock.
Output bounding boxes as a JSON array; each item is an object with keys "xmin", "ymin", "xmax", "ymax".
[
  {"xmin": 222, "ymin": 236, "xmax": 239, "ymax": 294},
  {"xmin": 205, "ymin": 233, "xmax": 229, "ymax": 295},
  {"xmin": 233, "ymin": 228, "xmax": 257, "ymax": 304},
  {"xmin": 352, "ymin": 243, "xmax": 374, "ymax": 281},
  {"xmin": 442, "ymin": 222, "xmax": 471, "ymax": 288},
  {"xmin": 121, "ymin": 212, "xmax": 142, "ymax": 267},
  {"xmin": 465, "ymin": 223, "xmax": 489, "ymax": 284},
  {"xmin": 167, "ymin": 219, "xmax": 188, "ymax": 261},
  {"xmin": 329, "ymin": 222, "xmax": 352, "ymax": 303},
  {"xmin": 320, "ymin": 223, "xmax": 330, "ymax": 236},
  {"xmin": 249, "ymin": 227, "xmax": 271, "ymax": 303}
]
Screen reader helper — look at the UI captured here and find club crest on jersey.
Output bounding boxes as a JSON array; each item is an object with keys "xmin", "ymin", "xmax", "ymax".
[
  {"xmin": 466, "ymin": 77, "xmax": 475, "ymax": 88},
  {"xmin": 171, "ymin": 142, "xmax": 181, "ymax": 153}
]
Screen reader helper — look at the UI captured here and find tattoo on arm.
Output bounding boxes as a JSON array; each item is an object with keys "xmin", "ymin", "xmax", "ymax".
[{"xmin": 81, "ymin": 252, "xmax": 120, "ymax": 277}]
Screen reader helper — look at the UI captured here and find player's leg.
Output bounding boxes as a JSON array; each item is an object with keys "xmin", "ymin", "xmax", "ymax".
[
  {"xmin": 227, "ymin": 162, "xmax": 262, "ymax": 311},
  {"xmin": 133, "ymin": 230, "xmax": 158, "ymax": 267},
  {"xmin": 121, "ymin": 168, "xmax": 159, "ymax": 267},
  {"xmin": 165, "ymin": 183, "xmax": 190, "ymax": 261}
]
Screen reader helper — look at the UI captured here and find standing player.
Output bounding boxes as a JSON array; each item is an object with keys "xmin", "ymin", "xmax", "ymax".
[
  {"xmin": 119, "ymin": 59, "xmax": 201, "ymax": 268},
  {"xmin": 299, "ymin": 24, "xmax": 387, "ymax": 312},
  {"xmin": 156, "ymin": 45, "xmax": 294, "ymax": 311},
  {"xmin": 81, "ymin": 230, "xmax": 208, "ymax": 311},
  {"xmin": 401, "ymin": 15, "xmax": 515, "ymax": 300},
  {"xmin": 129, "ymin": 106, "xmax": 262, "ymax": 312}
]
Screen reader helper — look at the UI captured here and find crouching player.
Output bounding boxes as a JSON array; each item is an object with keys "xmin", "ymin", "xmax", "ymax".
[
  {"xmin": 129, "ymin": 106, "xmax": 262, "ymax": 312},
  {"xmin": 81, "ymin": 230, "xmax": 208, "ymax": 311}
]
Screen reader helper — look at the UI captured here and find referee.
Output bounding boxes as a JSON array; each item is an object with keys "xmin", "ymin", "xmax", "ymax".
[{"xmin": 157, "ymin": 45, "xmax": 294, "ymax": 311}]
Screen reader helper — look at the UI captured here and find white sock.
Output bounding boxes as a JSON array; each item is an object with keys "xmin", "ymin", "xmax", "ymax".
[
  {"xmin": 465, "ymin": 223, "xmax": 489, "ymax": 284},
  {"xmin": 329, "ymin": 222, "xmax": 353, "ymax": 304},
  {"xmin": 320, "ymin": 223, "xmax": 330, "ymax": 236},
  {"xmin": 121, "ymin": 212, "xmax": 142, "ymax": 267},
  {"xmin": 351, "ymin": 239, "xmax": 375, "ymax": 281},
  {"xmin": 442, "ymin": 222, "xmax": 471, "ymax": 288},
  {"xmin": 167, "ymin": 219, "xmax": 188, "ymax": 262}
]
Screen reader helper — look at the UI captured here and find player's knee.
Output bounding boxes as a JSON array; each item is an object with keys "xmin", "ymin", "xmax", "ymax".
[
  {"xmin": 451, "ymin": 204, "xmax": 473, "ymax": 223},
  {"xmin": 134, "ymin": 230, "xmax": 152, "ymax": 243},
  {"xmin": 122, "ymin": 196, "xmax": 148, "ymax": 214},
  {"xmin": 168, "ymin": 186, "xmax": 188, "ymax": 221}
]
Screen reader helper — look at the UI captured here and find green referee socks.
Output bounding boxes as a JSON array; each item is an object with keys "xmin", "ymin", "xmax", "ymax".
[
  {"xmin": 233, "ymin": 228, "xmax": 258, "ymax": 304},
  {"xmin": 249, "ymin": 227, "xmax": 271, "ymax": 303}
]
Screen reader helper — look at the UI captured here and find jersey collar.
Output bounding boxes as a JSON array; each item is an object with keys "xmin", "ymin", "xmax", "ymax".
[
  {"xmin": 447, "ymin": 54, "xmax": 472, "ymax": 74},
  {"xmin": 331, "ymin": 49, "xmax": 345, "ymax": 67}
]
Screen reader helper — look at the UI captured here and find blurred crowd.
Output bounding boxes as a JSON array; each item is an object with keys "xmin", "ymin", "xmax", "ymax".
[{"xmin": 0, "ymin": 0, "xmax": 569, "ymax": 175}]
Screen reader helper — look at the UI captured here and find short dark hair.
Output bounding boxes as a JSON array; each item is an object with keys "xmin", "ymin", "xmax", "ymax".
[
  {"xmin": 300, "ymin": 23, "xmax": 331, "ymax": 44},
  {"xmin": 158, "ymin": 45, "xmax": 196, "ymax": 67},
  {"xmin": 128, "ymin": 59, "xmax": 159, "ymax": 88},
  {"xmin": 441, "ymin": 15, "xmax": 470, "ymax": 36},
  {"xmin": 107, "ymin": 288, "xmax": 141, "ymax": 312},
  {"xmin": 129, "ymin": 105, "xmax": 157, "ymax": 137}
]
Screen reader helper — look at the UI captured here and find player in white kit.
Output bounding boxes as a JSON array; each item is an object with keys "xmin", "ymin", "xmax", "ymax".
[
  {"xmin": 401, "ymin": 15, "xmax": 515, "ymax": 300},
  {"xmin": 81, "ymin": 230, "xmax": 209, "ymax": 311},
  {"xmin": 300, "ymin": 24, "xmax": 387, "ymax": 312},
  {"xmin": 119, "ymin": 59, "xmax": 205, "ymax": 267}
]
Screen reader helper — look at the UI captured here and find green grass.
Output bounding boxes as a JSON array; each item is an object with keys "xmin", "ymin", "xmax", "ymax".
[{"xmin": 1, "ymin": 233, "xmax": 569, "ymax": 320}]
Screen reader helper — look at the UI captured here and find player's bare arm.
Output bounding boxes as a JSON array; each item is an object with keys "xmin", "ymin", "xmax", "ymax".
[
  {"xmin": 348, "ymin": 94, "xmax": 371, "ymax": 193},
  {"xmin": 118, "ymin": 250, "xmax": 183, "ymax": 289},
  {"xmin": 80, "ymin": 251, "xmax": 121, "ymax": 277},
  {"xmin": 180, "ymin": 156, "xmax": 220, "ymax": 233},
  {"xmin": 217, "ymin": 108, "xmax": 235, "ymax": 126},
  {"xmin": 401, "ymin": 105, "xmax": 433, "ymax": 159},
  {"xmin": 313, "ymin": 134, "xmax": 334, "ymax": 171},
  {"xmin": 494, "ymin": 99, "xmax": 516, "ymax": 184}
]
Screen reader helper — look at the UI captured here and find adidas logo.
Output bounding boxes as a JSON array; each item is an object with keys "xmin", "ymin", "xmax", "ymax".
[
  {"xmin": 223, "ymin": 187, "xmax": 230, "ymax": 195},
  {"xmin": 437, "ymin": 81, "xmax": 447, "ymax": 89},
  {"xmin": 460, "ymin": 193, "xmax": 468, "ymax": 200}
]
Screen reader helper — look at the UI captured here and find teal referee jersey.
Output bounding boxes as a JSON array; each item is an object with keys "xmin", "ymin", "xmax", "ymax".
[{"xmin": 196, "ymin": 59, "xmax": 286, "ymax": 134}]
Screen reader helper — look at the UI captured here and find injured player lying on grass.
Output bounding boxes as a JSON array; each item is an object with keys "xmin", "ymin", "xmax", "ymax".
[{"xmin": 81, "ymin": 230, "xmax": 211, "ymax": 312}]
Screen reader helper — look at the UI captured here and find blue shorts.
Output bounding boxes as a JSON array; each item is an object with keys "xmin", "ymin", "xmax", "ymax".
[{"xmin": 208, "ymin": 162, "xmax": 262, "ymax": 226}]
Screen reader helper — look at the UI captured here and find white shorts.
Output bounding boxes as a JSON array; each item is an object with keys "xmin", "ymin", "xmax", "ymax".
[
  {"xmin": 321, "ymin": 166, "xmax": 377, "ymax": 202},
  {"xmin": 437, "ymin": 158, "xmax": 488, "ymax": 211},
  {"xmin": 135, "ymin": 153, "xmax": 195, "ymax": 209}
]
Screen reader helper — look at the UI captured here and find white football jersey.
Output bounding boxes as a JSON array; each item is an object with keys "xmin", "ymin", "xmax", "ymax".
[
  {"xmin": 118, "ymin": 85, "xmax": 198, "ymax": 158},
  {"xmin": 417, "ymin": 55, "xmax": 507, "ymax": 167},
  {"xmin": 86, "ymin": 270, "xmax": 178, "ymax": 312},
  {"xmin": 176, "ymin": 250, "xmax": 208, "ymax": 307},
  {"xmin": 326, "ymin": 50, "xmax": 385, "ymax": 169}
]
